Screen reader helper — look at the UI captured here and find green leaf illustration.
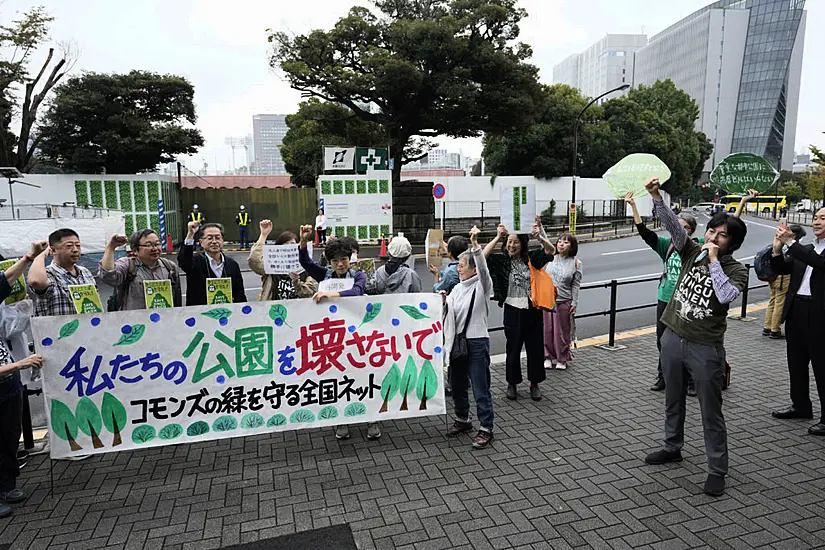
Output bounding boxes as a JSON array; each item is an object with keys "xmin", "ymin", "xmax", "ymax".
[
  {"xmin": 202, "ymin": 308, "xmax": 232, "ymax": 321},
  {"xmin": 241, "ymin": 413, "xmax": 265, "ymax": 429},
  {"xmin": 379, "ymin": 363, "xmax": 401, "ymax": 413},
  {"xmin": 399, "ymin": 356, "xmax": 419, "ymax": 411},
  {"xmin": 113, "ymin": 324, "xmax": 146, "ymax": 346},
  {"xmin": 416, "ymin": 360, "xmax": 439, "ymax": 410},
  {"xmin": 213, "ymin": 416, "xmax": 238, "ymax": 432},
  {"xmin": 132, "ymin": 425, "xmax": 156, "ymax": 444},
  {"xmin": 290, "ymin": 409, "xmax": 315, "ymax": 423},
  {"xmin": 76, "ymin": 396, "xmax": 104, "ymax": 448},
  {"xmin": 266, "ymin": 414, "xmax": 287, "ymax": 427},
  {"xmin": 59, "ymin": 319, "xmax": 80, "ymax": 340},
  {"xmin": 399, "ymin": 305, "xmax": 429, "ymax": 320},
  {"xmin": 50, "ymin": 399, "xmax": 82, "ymax": 451},
  {"xmin": 186, "ymin": 421, "xmax": 210, "ymax": 436},
  {"xmin": 359, "ymin": 303, "xmax": 382, "ymax": 327},
  {"xmin": 101, "ymin": 393, "xmax": 127, "ymax": 446},
  {"xmin": 344, "ymin": 403, "xmax": 367, "ymax": 417},
  {"xmin": 159, "ymin": 424, "xmax": 183, "ymax": 440},
  {"xmin": 268, "ymin": 304, "xmax": 291, "ymax": 328},
  {"xmin": 318, "ymin": 406, "xmax": 339, "ymax": 420}
]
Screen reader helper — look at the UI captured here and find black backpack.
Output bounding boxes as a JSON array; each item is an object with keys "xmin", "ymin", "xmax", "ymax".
[
  {"xmin": 106, "ymin": 257, "xmax": 182, "ymax": 311},
  {"xmin": 753, "ymin": 245, "xmax": 778, "ymax": 282}
]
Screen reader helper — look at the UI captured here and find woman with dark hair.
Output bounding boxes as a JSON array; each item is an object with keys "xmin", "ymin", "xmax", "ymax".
[
  {"xmin": 541, "ymin": 232, "xmax": 582, "ymax": 371},
  {"xmin": 248, "ymin": 219, "xmax": 317, "ymax": 301},
  {"xmin": 484, "ymin": 221, "xmax": 553, "ymax": 401}
]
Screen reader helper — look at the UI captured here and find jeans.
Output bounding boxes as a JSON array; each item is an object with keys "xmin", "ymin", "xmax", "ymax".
[
  {"xmin": 0, "ymin": 388, "xmax": 22, "ymax": 491},
  {"xmin": 451, "ymin": 338, "xmax": 494, "ymax": 431}
]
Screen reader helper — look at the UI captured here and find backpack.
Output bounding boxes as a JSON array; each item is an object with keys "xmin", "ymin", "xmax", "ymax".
[
  {"xmin": 753, "ymin": 245, "xmax": 778, "ymax": 282},
  {"xmin": 106, "ymin": 257, "xmax": 182, "ymax": 311}
]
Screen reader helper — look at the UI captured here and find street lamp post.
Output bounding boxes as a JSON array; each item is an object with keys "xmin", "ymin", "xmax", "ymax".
[{"xmin": 570, "ymin": 83, "xmax": 631, "ymax": 233}]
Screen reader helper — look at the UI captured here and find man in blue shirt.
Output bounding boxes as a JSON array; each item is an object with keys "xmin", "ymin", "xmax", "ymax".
[{"xmin": 429, "ymin": 236, "xmax": 469, "ymax": 295}]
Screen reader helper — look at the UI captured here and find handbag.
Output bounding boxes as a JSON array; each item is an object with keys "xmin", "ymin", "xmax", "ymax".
[
  {"xmin": 530, "ymin": 262, "xmax": 557, "ymax": 311},
  {"xmin": 450, "ymin": 289, "xmax": 476, "ymax": 362}
]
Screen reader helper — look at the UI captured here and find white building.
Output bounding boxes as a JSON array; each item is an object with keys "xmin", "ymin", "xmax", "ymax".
[
  {"xmin": 552, "ymin": 34, "xmax": 648, "ymax": 103},
  {"xmin": 632, "ymin": 0, "xmax": 807, "ymax": 172},
  {"xmin": 252, "ymin": 114, "xmax": 288, "ymax": 175}
]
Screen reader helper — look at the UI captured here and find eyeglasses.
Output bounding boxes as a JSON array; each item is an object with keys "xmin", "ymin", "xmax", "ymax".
[{"xmin": 139, "ymin": 243, "xmax": 162, "ymax": 249}]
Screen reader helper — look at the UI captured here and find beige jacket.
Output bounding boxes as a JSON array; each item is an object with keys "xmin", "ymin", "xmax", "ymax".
[{"xmin": 247, "ymin": 242, "xmax": 317, "ymax": 300}]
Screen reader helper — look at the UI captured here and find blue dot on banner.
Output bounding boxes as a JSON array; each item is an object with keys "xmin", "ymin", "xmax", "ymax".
[
  {"xmin": 366, "ymin": 303, "xmax": 373, "ymax": 312},
  {"xmin": 348, "ymin": 325, "xmax": 356, "ymax": 333},
  {"xmin": 41, "ymin": 338, "xmax": 53, "ymax": 347},
  {"xmin": 419, "ymin": 302, "xmax": 428, "ymax": 311},
  {"xmin": 150, "ymin": 313, "xmax": 161, "ymax": 323},
  {"xmin": 90, "ymin": 317, "xmax": 101, "ymax": 327},
  {"xmin": 185, "ymin": 317, "xmax": 196, "ymax": 327},
  {"xmin": 121, "ymin": 325, "xmax": 131, "ymax": 334},
  {"xmin": 242, "ymin": 305, "xmax": 252, "ymax": 315},
  {"xmin": 434, "ymin": 346, "xmax": 442, "ymax": 354},
  {"xmin": 274, "ymin": 318, "xmax": 284, "ymax": 327},
  {"xmin": 216, "ymin": 375, "xmax": 226, "ymax": 384},
  {"xmin": 329, "ymin": 305, "xmax": 338, "ymax": 314},
  {"xmin": 219, "ymin": 317, "xmax": 229, "ymax": 326},
  {"xmin": 392, "ymin": 318, "xmax": 400, "ymax": 326}
]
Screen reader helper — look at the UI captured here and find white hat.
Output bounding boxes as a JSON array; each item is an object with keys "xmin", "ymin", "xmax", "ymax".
[
  {"xmin": 240, "ymin": 205, "xmax": 245, "ymax": 210},
  {"xmin": 388, "ymin": 236, "xmax": 412, "ymax": 259},
  {"xmin": 193, "ymin": 204, "xmax": 199, "ymax": 209}
]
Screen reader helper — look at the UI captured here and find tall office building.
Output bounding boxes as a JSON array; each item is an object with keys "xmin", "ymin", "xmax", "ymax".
[
  {"xmin": 252, "ymin": 114, "xmax": 288, "ymax": 175},
  {"xmin": 552, "ymin": 34, "xmax": 648, "ymax": 103},
  {"xmin": 633, "ymin": 0, "xmax": 806, "ymax": 171}
]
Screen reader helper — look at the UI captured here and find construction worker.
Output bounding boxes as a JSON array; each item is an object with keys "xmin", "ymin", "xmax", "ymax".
[
  {"xmin": 189, "ymin": 204, "xmax": 205, "ymax": 250},
  {"xmin": 235, "ymin": 205, "xmax": 251, "ymax": 250}
]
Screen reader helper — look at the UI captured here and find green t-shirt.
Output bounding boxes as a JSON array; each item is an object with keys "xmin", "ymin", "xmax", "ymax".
[{"xmin": 655, "ymin": 235, "xmax": 704, "ymax": 302}]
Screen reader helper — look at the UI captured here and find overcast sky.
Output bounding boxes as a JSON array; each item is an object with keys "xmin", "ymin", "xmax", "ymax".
[{"xmin": 2, "ymin": 0, "xmax": 822, "ymax": 172}]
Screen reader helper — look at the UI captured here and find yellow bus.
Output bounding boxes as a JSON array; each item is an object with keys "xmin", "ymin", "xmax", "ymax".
[{"xmin": 719, "ymin": 195, "xmax": 787, "ymax": 214}]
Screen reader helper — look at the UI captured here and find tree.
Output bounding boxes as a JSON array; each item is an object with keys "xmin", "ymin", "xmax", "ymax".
[
  {"xmin": 37, "ymin": 71, "xmax": 204, "ymax": 173},
  {"xmin": 280, "ymin": 98, "xmax": 386, "ymax": 187},
  {"xmin": 811, "ymin": 134, "xmax": 825, "ymax": 201},
  {"xmin": 269, "ymin": 0, "xmax": 542, "ymax": 182},
  {"xmin": 0, "ymin": 6, "xmax": 74, "ymax": 171}
]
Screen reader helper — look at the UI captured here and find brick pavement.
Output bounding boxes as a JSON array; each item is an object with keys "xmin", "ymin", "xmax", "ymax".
[{"xmin": 3, "ymin": 316, "xmax": 825, "ymax": 550}]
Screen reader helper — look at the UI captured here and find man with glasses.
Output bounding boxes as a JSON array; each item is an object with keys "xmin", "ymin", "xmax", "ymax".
[
  {"xmin": 98, "ymin": 229, "xmax": 182, "ymax": 310},
  {"xmin": 179, "ymin": 221, "xmax": 247, "ymax": 306},
  {"xmin": 28, "ymin": 229, "xmax": 97, "ymax": 317}
]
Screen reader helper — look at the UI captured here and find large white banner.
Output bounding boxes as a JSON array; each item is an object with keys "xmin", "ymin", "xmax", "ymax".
[
  {"xmin": 324, "ymin": 147, "xmax": 356, "ymax": 171},
  {"xmin": 32, "ymin": 295, "xmax": 445, "ymax": 458}
]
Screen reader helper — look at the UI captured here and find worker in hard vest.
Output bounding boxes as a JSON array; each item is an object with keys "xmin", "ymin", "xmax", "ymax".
[
  {"xmin": 235, "ymin": 205, "xmax": 251, "ymax": 250},
  {"xmin": 189, "ymin": 204, "xmax": 205, "ymax": 250}
]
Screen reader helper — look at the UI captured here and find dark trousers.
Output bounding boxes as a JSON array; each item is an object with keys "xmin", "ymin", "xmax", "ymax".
[
  {"xmin": 656, "ymin": 300, "xmax": 693, "ymax": 386},
  {"xmin": 239, "ymin": 226, "xmax": 249, "ymax": 249},
  {"xmin": 785, "ymin": 299, "xmax": 825, "ymax": 422},
  {"xmin": 503, "ymin": 304, "xmax": 545, "ymax": 385},
  {"xmin": 0, "ymin": 390, "xmax": 22, "ymax": 491},
  {"xmin": 318, "ymin": 229, "xmax": 327, "ymax": 245},
  {"xmin": 451, "ymin": 338, "xmax": 494, "ymax": 431}
]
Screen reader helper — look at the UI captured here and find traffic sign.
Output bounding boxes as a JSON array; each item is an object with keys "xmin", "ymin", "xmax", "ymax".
[{"xmin": 432, "ymin": 183, "xmax": 446, "ymax": 200}]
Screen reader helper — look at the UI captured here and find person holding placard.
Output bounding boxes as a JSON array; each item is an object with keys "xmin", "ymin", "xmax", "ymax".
[
  {"xmin": 248, "ymin": 219, "xmax": 317, "ymax": 301},
  {"xmin": 484, "ymin": 221, "xmax": 553, "ymax": 402},
  {"xmin": 430, "ymin": 236, "xmax": 469, "ymax": 295},
  {"xmin": 99, "ymin": 229, "xmax": 182, "ymax": 311},
  {"xmin": 29, "ymin": 229, "xmax": 98, "ymax": 318},
  {"xmin": 179, "ymin": 221, "xmax": 247, "ymax": 306},
  {"xmin": 298, "ymin": 225, "xmax": 366, "ymax": 305}
]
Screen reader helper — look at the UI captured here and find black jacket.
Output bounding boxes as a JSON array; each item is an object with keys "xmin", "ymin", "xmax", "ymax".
[
  {"xmin": 770, "ymin": 241, "xmax": 825, "ymax": 322},
  {"xmin": 178, "ymin": 244, "xmax": 247, "ymax": 306}
]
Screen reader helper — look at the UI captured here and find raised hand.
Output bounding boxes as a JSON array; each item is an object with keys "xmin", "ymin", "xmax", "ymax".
[
  {"xmin": 108, "ymin": 234, "xmax": 128, "ymax": 248},
  {"xmin": 187, "ymin": 220, "xmax": 200, "ymax": 233},
  {"xmin": 624, "ymin": 191, "xmax": 636, "ymax": 206},
  {"xmin": 29, "ymin": 240, "xmax": 48, "ymax": 257},
  {"xmin": 259, "ymin": 219, "xmax": 273, "ymax": 238},
  {"xmin": 428, "ymin": 264, "xmax": 439, "ymax": 276},
  {"xmin": 496, "ymin": 223, "xmax": 508, "ymax": 237},
  {"xmin": 644, "ymin": 177, "xmax": 661, "ymax": 198},
  {"xmin": 469, "ymin": 225, "xmax": 481, "ymax": 246},
  {"xmin": 299, "ymin": 224, "xmax": 314, "ymax": 243}
]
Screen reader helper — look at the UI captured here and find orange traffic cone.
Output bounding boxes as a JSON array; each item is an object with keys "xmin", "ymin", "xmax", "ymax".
[
  {"xmin": 379, "ymin": 234, "xmax": 387, "ymax": 257},
  {"xmin": 314, "ymin": 228, "xmax": 320, "ymax": 247},
  {"xmin": 165, "ymin": 233, "xmax": 173, "ymax": 252}
]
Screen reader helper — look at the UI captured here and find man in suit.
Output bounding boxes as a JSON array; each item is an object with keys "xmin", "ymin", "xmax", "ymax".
[
  {"xmin": 178, "ymin": 221, "xmax": 247, "ymax": 306},
  {"xmin": 770, "ymin": 208, "xmax": 825, "ymax": 435}
]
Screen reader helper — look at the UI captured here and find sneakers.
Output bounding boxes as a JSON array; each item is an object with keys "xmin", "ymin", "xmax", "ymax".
[
  {"xmin": 334, "ymin": 425, "xmax": 351, "ymax": 440},
  {"xmin": 544, "ymin": 359, "xmax": 555, "ymax": 370},
  {"xmin": 446, "ymin": 420, "xmax": 473, "ymax": 437},
  {"xmin": 366, "ymin": 423, "xmax": 382, "ymax": 441},
  {"xmin": 650, "ymin": 376, "xmax": 666, "ymax": 391},
  {"xmin": 0, "ymin": 489, "xmax": 26, "ymax": 504},
  {"xmin": 644, "ymin": 449, "xmax": 683, "ymax": 465},
  {"xmin": 530, "ymin": 383, "xmax": 542, "ymax": 401},
  {"xmin": 704, "ymin": 474, "xmax": 725, "ymax": 496},
  {"xmin": 762, "ymin": 328, "xmax": 771, "ymax": 336},
  {"xmin": 556, "ymin": 362, "xmax": 567, "ymax": 370},
  {"xmin": 506, "ymin": 385, "xmax": 518, "ymax": 400},
  {"xmin": 687, "ymin": 380, "xmax": 697, "ymax": 397},
  {"xmin": 471, "ymin": 430, "xmax": 493, "ymax": 449}
]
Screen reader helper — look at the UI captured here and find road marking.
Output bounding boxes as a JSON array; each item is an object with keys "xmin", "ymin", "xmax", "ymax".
[{"xmin": 601, "ymin": 247, "xmax": 652, "ymax": 256}]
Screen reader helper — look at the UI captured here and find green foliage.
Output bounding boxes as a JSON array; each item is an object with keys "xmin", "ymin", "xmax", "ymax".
[
  {"xmin": 104, "ymin": 181, "xmax": 118, "ymax": 209},
  {"xmin": 38, "ymin": 71, "xmax": 204, "ymax": 173},
  {"xmin": 147, "ymin": 181, "xmax": 160, "ymax": 208},
  {"xmin": 399, "ymin": 356, "xmax": 418, "ymax": 410},
  {"xmin": 119, "ymin": 181, "xmax": 133, "ymax": 211},
  {"xmin": 186, "ymin": 421, "xmax": 210, "ymax": 436},
  {"xmin": 113, "ymin": 324, "xmax": 145, "ymax": 346},
  {"xmin": 241, "ymin": 413, "xmax": 265, "ymax": 429},
  {"xmin": 101, "ymin": 393, "xmax": 127, "ymax": 435},
  {"xmin": 290, "ymin": 409, "xmax": 315, "ymax": 423},
  {"xmin": 134, "ymin": 182, "xmax": 147, "ymax": 211},
  {"xmin": 125, "ymin": 215, "xmax": 135, "ymax": 237},
  {"xmin": 75, "ymin": 397, "xmax": 102, "ymax": 437},
  {"xmin": 540, "ymin": 199, "xmax": 557, "ymax": 221},
  {"xmin": 50, "ymin": 399, "xmax": 78, "ymax": 441},
  {"xmin": 135, "ymin": 214, "xmax": 148, "ymax": 231},
  {"xmin": 266, "ymin": 414, "xmax": 287, "ymax": 427},
  {"xmin": 399, "ymin": 305, "xmax": 428, "ymax": 320},
  {"xmin": 90, "ymin": 181, "xmax": 104, "ymax": 207},
  {"xmin": 159, "ymin": 424, "xmax": 183, "ymax": 440},
  {"xmin": 150, "ymin": 214, "xmax": 160, "ymax": 234},
  {"xmin": 74, "ymin": 181, "xmax": 89, "ymax": 206},
  {"xmin": 269, "ymin": 0, "xmax": 542, "ymax": 181},
  {"xmin": 202, "ymin": 308, "xmax": 232, "ymax": 321},
  {"xmin": 213, "ymin": 416, "xmax": 238, "ymax": 432},
  {"xmin": 131, "ymin": 425, "xmax": 156, "ymax": 444},
  {"xmin": 360, "ymin": 303, "xmax": 382, "ymax": 327},
  {"xmin": 318, "ymin": 406, "xmax": 339, "ymax": 420},
  {"xmin": 344, "ymin": 402, "xmax": 367, "ymax": 417},
  {"xmin": 416, "ymin": 360, "xmax": 438, "ymax": 408},
  {"xmin": 381, "ymin": 363, "xmax": 401, "ymax": 402},
  {"xmin": 268, "ymin": 304, "xmax": 290, "ymax": 327},
  {"xmin": 778, "ymin": 181, "xmax": 804, "ymax": 204},
  {"xmin": 59, "ymin": 319, "xmax": 79, "ymax": 340}
]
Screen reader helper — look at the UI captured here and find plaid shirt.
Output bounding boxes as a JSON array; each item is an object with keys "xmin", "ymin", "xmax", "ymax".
[{"xmin": 33, "ymin": 262, "xmax": 97, "ymax": 317}]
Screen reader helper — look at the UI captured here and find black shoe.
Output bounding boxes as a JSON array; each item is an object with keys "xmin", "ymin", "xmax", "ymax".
[
  {"xmin": 506, "ymin": 385, "xmax": 517, "ymax": 400},
  {"xmin": 471, "ymin": 430, "xmax": 493, "ymax": 449},
  {"xmin": 772, "ymin": 406, "xmax": 814, "ymax": 420},
  {"xmin": 446, "ymin": 421, "xmax": 473, "ymax": 437},
  {"xmin": 762, "ymin": 328, "xmax": 771, "ymax": 336},
  {"xmin": 644, "ymin": 449, "xmax": 683, "ymax": 465},
  {"xmin": 808, "ymin": 423, "xmax": 825, "ymax": 436},
  {"xmin": 687, "ymin": 381, "xmax": 697, "ymax": 397},
  {"xmin": 650, "ymin": 377, "xmax": 665, "ymax": 391},
  {"xmin": 704, "ymin": 474, "xmax": 725, "ymax": 497},
  {"xmin": 770, "ymin": 331, "xmax": 785, "ymax": 340},
  {"xmin": 530, "ymin": 384, "xmax": 542, "ymax": 401}
]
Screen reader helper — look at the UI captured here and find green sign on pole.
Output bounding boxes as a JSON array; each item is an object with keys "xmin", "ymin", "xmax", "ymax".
[{"xmin": 709, "ymin": 153, "xmax": 779, "ymax": 195}]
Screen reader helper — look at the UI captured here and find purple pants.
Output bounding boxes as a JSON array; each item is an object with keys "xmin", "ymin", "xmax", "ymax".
[{"xmin": 544, "ymin": 300, "xmax": 573, "ymax": 363}]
